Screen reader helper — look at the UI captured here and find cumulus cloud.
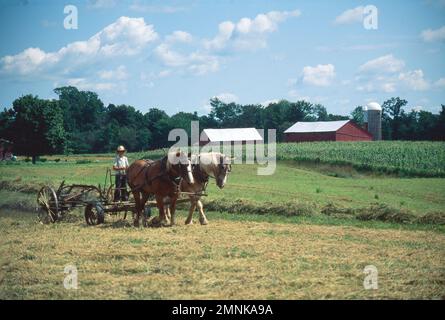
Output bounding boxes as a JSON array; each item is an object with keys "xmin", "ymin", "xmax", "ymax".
[
  {"xmin": 398, "ymin": 70, "xmax": 430, "ymax": 91},
  {"xmin": 421, "ymin": 25, "xmax": 445, "ymax": 42},
  {"xmin": 334, "ymin": 6, "xmax": 364, "ymax": 25},
  {"xmin": 204, "ymin": 21, "xmax": 235, "ymax": 51},
  {"xmin": 302, "ymin": 64, "xmax": 335, "ymax": 86},
  {"xmin": 356, "ymin": 81, "xmax": 397, "ymax": 93},
  {"xmin": 154, "ymin": 43, "xmax": 219, "ymax": 75},
  {"xmin": 358, "ymin": 54, "xmax": 405, "ymax": 74},
  {"xmin": 0, "ymin": 17, "xmax": 158, "ymax": 77},
  {"xmin": 355, "ymin": 54, "xmax": 432, "ymax": 93},
  {"xmin": 204, "ymin": 9, "xmax": 301, "ymax": 52},
  {"xmin": 98, "ymin": 65, "xmax": 128, "ymax": 80},
  {"xmin": 166, "ymin": 30, "xmax": 193, "ymax": 43}
]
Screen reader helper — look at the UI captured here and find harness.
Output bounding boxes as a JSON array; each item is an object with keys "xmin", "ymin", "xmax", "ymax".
[
  {"xmin": 192, "ymin": 162, "xmax": 209, "ymax": 192},
  {"xmin": 130, "ymin": 157, "xmax": 180, "ymax": 192}
]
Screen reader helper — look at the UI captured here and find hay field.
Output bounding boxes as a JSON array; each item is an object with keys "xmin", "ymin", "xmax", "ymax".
[{"xmin": 0, "ymin": 209, "xmax": 444, "ymax": 299}]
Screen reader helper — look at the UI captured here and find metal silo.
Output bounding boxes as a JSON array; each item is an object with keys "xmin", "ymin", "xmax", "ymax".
[{"xmin": 364, "ymin": 102, "xmax": 382, "ymax": 141}]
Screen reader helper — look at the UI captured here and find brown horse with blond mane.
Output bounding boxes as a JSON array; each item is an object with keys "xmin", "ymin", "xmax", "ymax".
[{"xmin": 126, "ymin": 150, "xmax": 194, "ymax": 227}]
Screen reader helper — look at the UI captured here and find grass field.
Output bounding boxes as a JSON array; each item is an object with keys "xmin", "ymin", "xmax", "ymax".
[
  {"xmin": 1, "ymin": 159, "xmax": 444, "ymax": 219},
  {"xmin": 0, "ymin": 141, "xmax": 444, "ymax": 299},
  {"xmin": 0, "ymin": 208, "xmax": 444, "ymax": 299}
]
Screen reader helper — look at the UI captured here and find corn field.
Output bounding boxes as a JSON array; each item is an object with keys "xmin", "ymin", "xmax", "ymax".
[{"xmin": 277, "ymin": 141, "xmax": 445, "ymax": 177}]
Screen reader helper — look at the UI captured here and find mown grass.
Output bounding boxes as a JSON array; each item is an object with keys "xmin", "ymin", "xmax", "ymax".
[{"xmin": 0, "ymin": 208, "xmax": 444, "ymax": 299}]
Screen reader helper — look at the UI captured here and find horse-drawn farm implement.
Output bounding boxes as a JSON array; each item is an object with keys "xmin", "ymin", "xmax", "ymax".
[
  {"xmin": 36, "ymin": 167, "xmax": 205, "ymax": 226},
  {"xmin": 36, "ymin": 168, "xmax": 152, "ymax": 225}
]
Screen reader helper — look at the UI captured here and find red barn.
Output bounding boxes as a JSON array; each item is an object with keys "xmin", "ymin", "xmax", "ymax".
[{"xmin": 284, "ymin": 120, "xmax": 372, "ymax": 142}]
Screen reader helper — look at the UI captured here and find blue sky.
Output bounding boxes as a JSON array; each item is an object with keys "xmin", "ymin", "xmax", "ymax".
[{"xmin": 0, "ymin": 0, "xmax": 444, "ymax": 116}]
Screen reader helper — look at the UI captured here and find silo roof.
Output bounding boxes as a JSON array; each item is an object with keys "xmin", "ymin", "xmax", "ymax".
[
  {"xmin": 366, "ymin": 102, "xmax": 382, "ymax": 111},
  {"xmin": 284, "ymin": 120, "xmax": 350, "ymax": 133}
]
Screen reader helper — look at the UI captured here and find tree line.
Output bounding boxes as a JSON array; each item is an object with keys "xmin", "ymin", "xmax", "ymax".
[{"xmin": 0, "ymin": 86, "xmax": 444, "ymax": 162}]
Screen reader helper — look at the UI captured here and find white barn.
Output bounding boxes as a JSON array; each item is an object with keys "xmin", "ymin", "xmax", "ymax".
[{"xmin": 200, "ymin": 128, "xmax": 263, "ymax": 145}]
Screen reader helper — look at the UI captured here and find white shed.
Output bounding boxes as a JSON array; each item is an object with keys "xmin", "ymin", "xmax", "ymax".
[{"xmin": 200, "ymin": 128, "xmax": 263, "ymax": 145}]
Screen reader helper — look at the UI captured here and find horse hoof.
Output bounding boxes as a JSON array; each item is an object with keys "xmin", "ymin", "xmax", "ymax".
[
  {"xmin": 199, "ymin": 219, "xmax": 208, "ymax": 225},
  {"xmin": 160, "ymin": 219, "xmax": 170, "ymax": 227},
  {"xmin": 185, "ymin": 220, "xmax": 193, "ymax": 225}
]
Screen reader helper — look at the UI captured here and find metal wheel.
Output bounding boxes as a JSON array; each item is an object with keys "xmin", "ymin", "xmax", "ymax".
[
  {"xmin": 85, "ymin": 202, "xmax": 105, "ymax": 225},
  {"xmin": 37, "ymin": 186, "xmax": 59, "ymax": 224}
]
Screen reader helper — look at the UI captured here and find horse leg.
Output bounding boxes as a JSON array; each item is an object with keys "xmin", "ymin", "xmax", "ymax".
[
  {"xmin": 169, "ymin": 197, "xmax": 178, "ymax": 226},
  {"xmin": 133, "ymin": 191, "xmax": 141, "ymax": 227},
  {"xmin": 197, "ymin": 199, "xmax": 209, "ymax": 225},
  {"xmin": 185, "ymin": 197, "xmax": 197, "ymax": 225},
  {"xmin": 155, "ymin": 195, "xmax": 168, "ymax": 227},
  {"xmin": 140, "ymin": 193, "xmax": 150, "ymax": 227}
]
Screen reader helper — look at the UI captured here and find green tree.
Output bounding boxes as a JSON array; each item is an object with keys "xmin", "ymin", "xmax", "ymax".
[
  {"xmin": 209, "ymin": 98, "xmax": 242, "ymax": 127},
  {"xmin": 313, "ymin": 104, "xmax": 329, "ymax": 121},
  {"xmin": 382, "ymin": 97, "xmax": 408, "ymax": 140},
  {"xmin": 10, "ymin": 95, "xmax": 66, "ymax": 163},
  {"xmin": 434, "ymin": 105, "xmax": 445, "ymax": 140},
  {"xmin": 144, "ymin": 108, "xmax": 171, "ymax": 149},
  {"xmin": 350, "ymin": 106, "xmax": 365, "ymax": 126}
]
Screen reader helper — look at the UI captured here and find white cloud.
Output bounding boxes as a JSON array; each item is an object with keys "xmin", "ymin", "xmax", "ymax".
[
  {"xmin": 302, "ymin": 64, "xmax": 335, "ymax": 86},
  {"xmin": 358, "ymin": 54, "xmax": 405, "ymax": 74},
  {"xmin": 355, "ymin": 54, "xmax": 432, "ymax": 93},
  {"xmin": 213, "ymin": 92, "xmax": 239, "ymax": 103},
  {"xmin": 154, "ymin": 44, "xmax": 219, "ymax": 75},
  {"xmin": 381, "ymin": 82, "xmax": 397, "ymax": 93},
  {"xmin": 166, "ymin": 30, "xmax": 193, "ymax": 43},
  {"xmin": 357, "ymin": 81, "xmax": 396, "ymax": 93},
  {"xmin": 0, "ymin": 17, "xmax": 158, "ymax": 77},
  {"xmin": 421, "ymin": 25, "xmax": 445, "ymax": 42},
  {"xmin": 98, "ymin": 65, "xmax": 128, "ymax": 80},
  {"xmin": 334, "ymin": 6, "xmax": 364, "ymax": 25},
  {"xmin": 65, "ymin": 78, "xmax": 117, "ymax": 91},
  {"xmin": 204, "ymin": 21, "xmax": 235, "ymax": 51},
  {"xmin": 154, "ymin": 43, "xmax": 189, "ymax": 67},
  {"xmin": 398, "ymin": 70, "xmax": 430, "ymax": 91},
  {"xmin": 187, "ymin": 53, "xmax": 219, "ymax": 75},
  {"xmin": 204, "ymin": 9, "xmax": 300, "ymax": 52}
]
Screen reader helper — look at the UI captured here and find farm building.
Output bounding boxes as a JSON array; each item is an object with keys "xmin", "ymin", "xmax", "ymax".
[
  {"xmin": 200, "ymin": 128, "xmax": 263, "ymax": 145},
  {"xmin": 284, "ymin": 120, "xmax": 373, "ymax": 142}
]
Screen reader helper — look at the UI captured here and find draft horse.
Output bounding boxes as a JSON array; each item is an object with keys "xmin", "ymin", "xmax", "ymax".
[
  {"xmin": 126, "ymin": 150, "xmax": 194, "ymax": 227},
  {"xmin": 166, "ymin": 152, "xmax": 232, "ymax": 225}
]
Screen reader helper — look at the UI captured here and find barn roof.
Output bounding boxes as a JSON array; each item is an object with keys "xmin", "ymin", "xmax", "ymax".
[
  {"xmin": 202, "ymin": 128, "xmax": 263, "ymax": 142},
  {"xmin": 284, "ymin": 120, "xmax": 350, "ymax": 133}
]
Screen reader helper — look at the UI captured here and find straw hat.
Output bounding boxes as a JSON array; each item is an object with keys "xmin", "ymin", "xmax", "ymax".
[{"xmin": 116, "ymin": 145, "xmax": 126, "ymax": 152}]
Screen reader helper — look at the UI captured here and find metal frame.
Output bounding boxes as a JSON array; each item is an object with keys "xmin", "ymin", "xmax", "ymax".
[{"xmin": 36, "ymin": 168, "xmax": 202, "ymax": 225}]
